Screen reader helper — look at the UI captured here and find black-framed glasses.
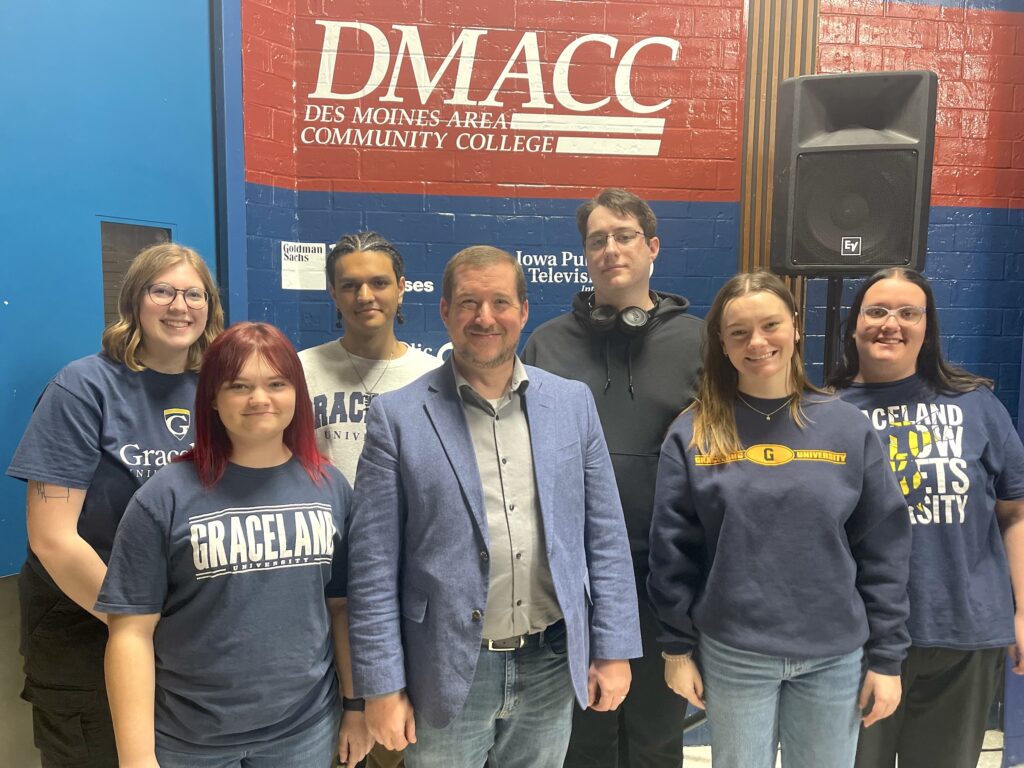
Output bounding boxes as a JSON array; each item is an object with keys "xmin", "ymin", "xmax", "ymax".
[
  {"xmin": 584, "ymin": 229, "xmax": 646, "ymax": 253},
  {"xmin": 860, "ymin": 305, "xmax": 925, "ymax": 326},
  {"xmin": 146, "ymin": 283, "xmax": 209, "ymax": 309}
]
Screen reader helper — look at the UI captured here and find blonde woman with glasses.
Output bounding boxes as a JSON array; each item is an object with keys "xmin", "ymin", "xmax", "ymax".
[{"xmin": 6, "ymin": 243, "xmax": 222, "ymax": 767}]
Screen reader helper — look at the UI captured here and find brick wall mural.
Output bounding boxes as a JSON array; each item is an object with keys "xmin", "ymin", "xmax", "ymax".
[{"xmin": 240, "ymin": 0, "xmax": 1023, "ymax": 412}]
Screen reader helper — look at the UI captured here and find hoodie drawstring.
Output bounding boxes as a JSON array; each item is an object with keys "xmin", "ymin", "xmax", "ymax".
[
  {"xmin": 573, "ymin": 290, "xmax": 688, "ymax": 400},
  {"xmin": 625, "ymin": 339, "xmax": 635, "ymax": 400},
  {"xmin": 603, "ymin": 338, "xmax": 612, "ymax": 394}
]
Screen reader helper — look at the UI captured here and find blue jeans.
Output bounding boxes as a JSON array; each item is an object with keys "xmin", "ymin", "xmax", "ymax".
[
  {"xmin": 405, "ymin": 620, "xmax": 574, "ymax": 768},
  {"xmin": 154, "ymin": 702, "xmax": 340, "ymax": 768},
  {"xmin": 699, "ymin": 634, "xmax": 863, "ymax": 768}
]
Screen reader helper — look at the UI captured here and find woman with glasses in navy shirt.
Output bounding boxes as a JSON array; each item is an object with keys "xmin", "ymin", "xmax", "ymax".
[
  {"xmin": 831, "ymin": 267, "xmax": 1024, "ymax": 768},
  {"xmin": 7, "ymin": 243, "xmax": 223, "ymax": 767}
]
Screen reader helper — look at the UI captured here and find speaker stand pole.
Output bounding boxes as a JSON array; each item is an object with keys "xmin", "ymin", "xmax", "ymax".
[{"xmin": 823, "ymin": 276, "xmax": 845, "ymax": 383}]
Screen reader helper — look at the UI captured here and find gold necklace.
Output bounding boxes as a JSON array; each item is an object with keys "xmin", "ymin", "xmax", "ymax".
[
  {"xmin": 736, "ymin": 392, "xmax": 793, "ymax": 421},
  {"xmin": 341, "ymin": 340, "xmax": 398, "ymax": 406}
]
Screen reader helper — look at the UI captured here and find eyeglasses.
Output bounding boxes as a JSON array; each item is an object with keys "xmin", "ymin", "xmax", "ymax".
[
  {"xmin": 146, "ymin": 283, "xmax": 209, "ymax": 309},
  {"xmin": 860, "ymin": 305, "xmax": 925, "ymax": 326},
  {"xmin": 584, "ymin": 229, "xmax": 646, "ymax": 253}
]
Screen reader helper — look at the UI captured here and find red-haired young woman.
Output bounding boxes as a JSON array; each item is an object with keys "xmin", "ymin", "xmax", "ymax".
[{"xmin": 97, "ymin": 322, "xmax": 371, "ymax": 768}]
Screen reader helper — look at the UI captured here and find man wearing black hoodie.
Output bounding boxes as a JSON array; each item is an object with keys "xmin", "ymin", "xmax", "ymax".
[{"xmin": 521, "ymin": 188, "xmax": 702, "ymax": 768}]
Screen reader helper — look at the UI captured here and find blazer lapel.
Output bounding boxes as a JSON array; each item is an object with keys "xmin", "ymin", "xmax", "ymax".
[
  {"xmin": 522, "ymin": 376, "xmax": 559, "ymax": 559},
  {"xmin": 423, "ymin": 362, "xmax": 488, "ymax": 540}
]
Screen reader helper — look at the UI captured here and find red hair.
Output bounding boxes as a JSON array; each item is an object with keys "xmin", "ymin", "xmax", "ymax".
[{"xmin": 179, "ymin": 322, "xmax": 327, "ymax": 487}]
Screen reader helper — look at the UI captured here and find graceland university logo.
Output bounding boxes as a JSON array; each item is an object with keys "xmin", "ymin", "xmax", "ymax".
[{"xmin": 164, "ymin": 408, "xmax": 191, "ymax": 441}]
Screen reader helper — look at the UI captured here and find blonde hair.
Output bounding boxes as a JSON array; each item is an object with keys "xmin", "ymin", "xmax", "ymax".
[
  {"xmin": 690, "ymin": 271, "xmax": 826, "ymax": 461},
  {"xmin": 101, "ymin": 243, "xmax": 224, "ymax": 371}
]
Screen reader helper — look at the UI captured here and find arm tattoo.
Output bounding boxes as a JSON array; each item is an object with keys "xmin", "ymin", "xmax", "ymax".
[{"xmin": 32, "ymin": 481, "xmax": 71, "ymax": 502}]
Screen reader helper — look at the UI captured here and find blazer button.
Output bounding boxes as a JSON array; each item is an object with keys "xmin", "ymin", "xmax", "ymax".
[
  {"xmin": 471, "ymin": 609, "xmax": 483, "ymax": 621},
  {"xmin": 480, "ymin": 550, "xmax": 489, "ymax": 561}
]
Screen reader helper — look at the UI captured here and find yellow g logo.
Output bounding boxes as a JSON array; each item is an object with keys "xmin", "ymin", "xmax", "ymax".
[
  {"xmin": 164, "ymin": 408, "xmax": 191, "ymax": 441},
  {"xmin": 746, "ymin": 444, "xmax": 795, "ymax": 466}
]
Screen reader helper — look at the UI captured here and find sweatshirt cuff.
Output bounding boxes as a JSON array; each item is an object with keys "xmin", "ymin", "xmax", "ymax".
[
  {"xmin": 866, "ymin": 653, "xmax": 903, "ymax": 676},
  {"xmin": 660, "ymin": 641, "xmax": 696, "ymax": 656}
]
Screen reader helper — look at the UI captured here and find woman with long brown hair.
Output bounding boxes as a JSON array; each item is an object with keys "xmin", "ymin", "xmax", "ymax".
[
  {"xmin": 648, "ymin": 271, "xmax": 911, "ymax": 768},
  {"xmin": 831, "ymin": 267, "xmax": 1024, "ymax": 768}
]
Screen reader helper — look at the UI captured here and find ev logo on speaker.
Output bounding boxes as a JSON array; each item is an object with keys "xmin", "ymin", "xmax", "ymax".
[{"xmin": 841, "ymin": 237, "xmax": 862, "ymax": 256}]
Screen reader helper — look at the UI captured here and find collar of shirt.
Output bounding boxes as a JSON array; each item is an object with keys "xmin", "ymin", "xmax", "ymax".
[{"xmin": 453, "ymin": 356, "xmax": 530, "ymax": 413}]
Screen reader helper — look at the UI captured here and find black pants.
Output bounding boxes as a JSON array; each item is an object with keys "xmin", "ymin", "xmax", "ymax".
[
  {"xmin": 563, "ymin": 565, "xmax": 685, "ymax": 768},
  {"xmin": 19, "ymin": 564, "xmax": 118, "ymax": 768},
  {"xmin": 854, "ymin": 645, "xmax": 1003, "ymax": 768}
]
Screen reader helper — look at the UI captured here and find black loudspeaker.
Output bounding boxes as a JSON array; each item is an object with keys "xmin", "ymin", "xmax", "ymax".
[{"xmin": 770, "ymin": 70, "xmax": 937, "ymax": 276}]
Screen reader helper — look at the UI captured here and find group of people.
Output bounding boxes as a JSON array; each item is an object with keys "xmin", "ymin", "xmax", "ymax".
[{"xmin": 6, "ymin": 187, "xmax": 1023, "ymax": 768}]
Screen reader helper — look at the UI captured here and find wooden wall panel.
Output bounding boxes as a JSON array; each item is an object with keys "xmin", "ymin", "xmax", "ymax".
[{"xmin": 739, "ymin": 0, "xmax": 819, "ymax": 314}]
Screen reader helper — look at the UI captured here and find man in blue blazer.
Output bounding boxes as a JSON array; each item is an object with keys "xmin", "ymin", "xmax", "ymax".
[{"xmin": 347, "ymin": 245, "xmax": 642, "ymax": 767}]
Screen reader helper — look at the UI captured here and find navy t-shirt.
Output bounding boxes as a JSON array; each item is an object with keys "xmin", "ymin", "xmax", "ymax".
[
  {"xmin": 96, "ymin": 457, "xmax": 350, "ymax": 751},
  {"xmin": 7, "ymin": 353, "xmax": 198, "ymax": 577},
  {"xmin": 649, "ymin": 395, "xmax": 912, "ymax": 674},
  {"xmin": 839, "ymin": 375, "xmax": 1024, "ymax": 648}
]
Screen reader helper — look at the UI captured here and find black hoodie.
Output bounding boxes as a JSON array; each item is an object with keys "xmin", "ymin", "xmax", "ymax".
[{"xmin": 522, "ymin": 291, "xmax": 703, "ymax": 560}]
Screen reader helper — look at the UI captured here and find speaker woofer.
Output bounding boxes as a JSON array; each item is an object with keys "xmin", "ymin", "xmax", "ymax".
[{"xmin": 794, "ymin": 149, "xmax": 918, "ymax": 268}]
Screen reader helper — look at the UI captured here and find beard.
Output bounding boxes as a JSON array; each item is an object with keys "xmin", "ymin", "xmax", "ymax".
[{"xmin": 453, "ymin": 335, "xmax": 516, "ymax": 370}]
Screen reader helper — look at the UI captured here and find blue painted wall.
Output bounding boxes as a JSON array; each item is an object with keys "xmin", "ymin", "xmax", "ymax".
[
  {"xmin": 245, "ymin": 184, "xmax": 738, "ymax": 355},
  {"xmin": 246, "ymin": 185, "xmax": 1023, "ymax": 424},
  {"xmin": 0, "ymin": 3, "xmax": 217, "ymax": 575}
]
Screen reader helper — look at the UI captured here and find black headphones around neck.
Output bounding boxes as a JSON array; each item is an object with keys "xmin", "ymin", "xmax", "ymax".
[{"xmin": 581, "ymin": 292, "xmax": 660, "ymax": 336}]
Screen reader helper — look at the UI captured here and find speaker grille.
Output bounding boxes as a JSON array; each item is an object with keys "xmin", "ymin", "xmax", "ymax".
[{"xmin": 792, "ymin": 149, "xmax": 918, "ymax": 269}]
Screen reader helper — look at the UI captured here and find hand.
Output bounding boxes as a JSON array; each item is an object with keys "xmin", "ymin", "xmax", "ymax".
[
  {"xmin": 365, "ymin": 691, "xmax": 416, "ymax": 751},
  {"xmin": 587, "ymin": 658, "xmax": 632, "ymax": 711},
  {"xmin": 663, "ymin": 653, "xmax": 704, "ymax": 710},
  {"xmin": 337, "ymin": 711, "xmax": 375, "ymax": 766},
  {"xmin": 1010, "ymin": 614, "xmax": 1024, "ymax": 674},
  {"xmin": 859, "ymin": 670, "xmax": 901, "ymax": 727}
]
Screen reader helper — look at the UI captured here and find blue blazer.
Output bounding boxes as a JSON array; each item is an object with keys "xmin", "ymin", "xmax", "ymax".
[{"xmin": 347, "ymin": 360, "xmax": 642, "ymax": 728}]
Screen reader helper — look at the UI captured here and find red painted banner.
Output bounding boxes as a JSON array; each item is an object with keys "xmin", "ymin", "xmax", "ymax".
[{"xmin": 243, "ymin": 0, "xmax": 744, "ymax": 201}]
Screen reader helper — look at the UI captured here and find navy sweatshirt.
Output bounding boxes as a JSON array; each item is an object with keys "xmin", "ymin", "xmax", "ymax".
[{"xmin": 648, "ymin": 394, "xmax": 912, "ymax": 674}]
